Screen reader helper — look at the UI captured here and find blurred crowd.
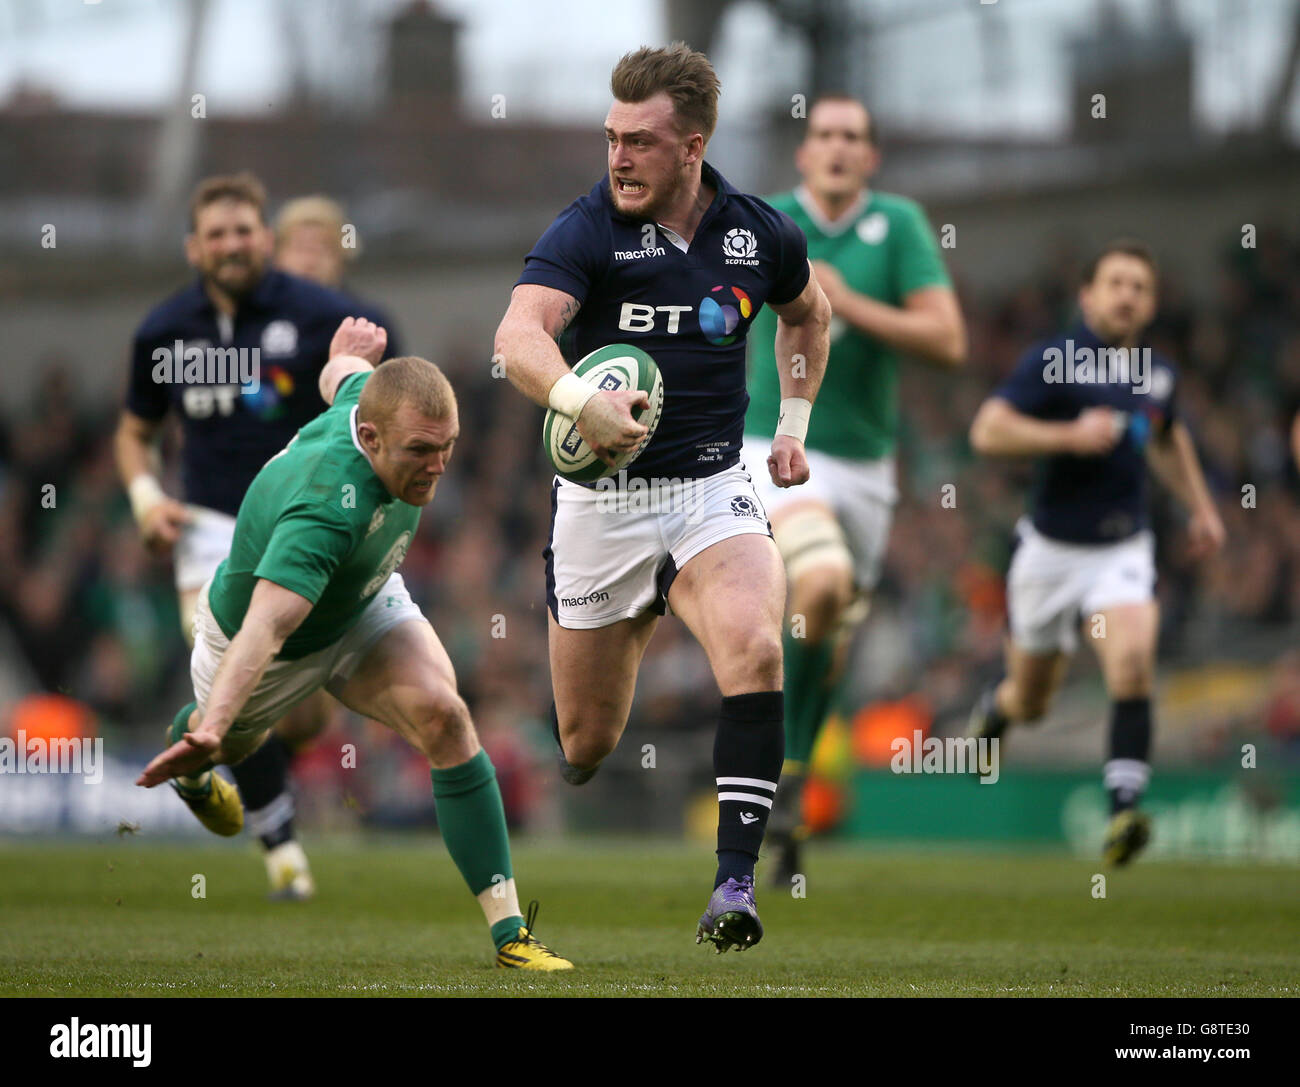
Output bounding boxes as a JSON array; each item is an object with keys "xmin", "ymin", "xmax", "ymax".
[{"xmin": 3, "ymin": 224, "xmax": 1300, "ymax": 825}]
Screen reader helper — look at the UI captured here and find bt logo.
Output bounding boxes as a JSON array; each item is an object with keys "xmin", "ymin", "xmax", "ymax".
[
  {"xmin": 241, "ymin": 365, "xmax": 295, "ymax": 421},
  {"xmin": 182, "ymin": 385, "xmax": 240, "ymax": 418},
  {"xmin": 618, "ymin": 303, "xmax": 693, "ymax": 333},
  {"xmin": 616, "ymin": 285, "xmax": 753, "ymax": 345},
  {"xmin": 700, "ymin": 285, "xmax": 752, "ymax": 345}
]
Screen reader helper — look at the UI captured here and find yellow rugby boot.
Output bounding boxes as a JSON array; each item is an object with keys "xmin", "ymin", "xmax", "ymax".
[
  {"xmin": 495, "ymin": 901, "xmax": 574, "ymax": 971},
  {"xmin": 172, "ymin": 772, "xmax": 244, "ymax": 837},
  {"xmin": 1103, "ymin": 809, "xmax": 1151, "ymax": 867},
  {"xmin": 165, "ymin": 706, "xmax": 243, "ymax": 837}
]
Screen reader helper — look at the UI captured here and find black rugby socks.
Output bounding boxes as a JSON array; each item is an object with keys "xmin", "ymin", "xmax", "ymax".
[
  {"xmin": 713, "ymin": 690, "xmax": 784, "ymax": 888},
  {"xmin": 1104, "ymin": 697, "xmax": 1151, "ymax": 814}
]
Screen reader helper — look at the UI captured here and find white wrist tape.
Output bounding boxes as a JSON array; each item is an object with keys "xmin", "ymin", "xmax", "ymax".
[
  {"xmin": 548, "ymin": 371, "xmax": 598, "ymax": 420},
  {"xmin": 775, "ymin": 397, "xmax": 812, "ymax": 443},
  {"xmin": 128, "ymin": 474, "xmax": 167, "ymax": 524}
]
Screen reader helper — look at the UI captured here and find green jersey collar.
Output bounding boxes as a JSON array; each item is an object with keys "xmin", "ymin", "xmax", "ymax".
[
  {"xmin": 349, "ymin": 405, "xmax": 377, "ymax": 472},
  {"xmin": 794, "ymin": 184, "xmax": 870, "ymax": 238}
]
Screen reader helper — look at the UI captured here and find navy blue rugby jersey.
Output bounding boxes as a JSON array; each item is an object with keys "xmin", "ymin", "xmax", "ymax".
[
  {"xmin": 994, "ymin": 322, "xmax": 1178, "ymax": 544},
  {"xmin": 126, "ymin": 270, "xmax": 402, "ymax": 517},
  {"xmin": 515, "ymin": 161, "xmax": 810, "ymax": 481}
]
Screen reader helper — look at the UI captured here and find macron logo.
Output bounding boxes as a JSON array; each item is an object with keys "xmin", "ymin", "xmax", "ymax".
[
  {"xmin": 740, "ymin": 812, "xmax": 759, "ymax": 825},
  {"xmin": 614, "ymin": 247, "xmax": 666, "ymax": 261},
  {"xmin": 50, "ymin": 1018, "xmax": 151, "ymax": 1068}
]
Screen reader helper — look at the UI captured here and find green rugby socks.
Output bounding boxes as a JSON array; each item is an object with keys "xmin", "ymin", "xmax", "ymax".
[
  {"xmin": 430, "ymin": 750, "xmax": 523, "ymax": 948},
  {"xmin": 782, "ymin": 631, "xmax": 836, "ymax": 765},
  {"xmin": 768, "ymin": 632, "xmax": 837, "ymax": 838}
]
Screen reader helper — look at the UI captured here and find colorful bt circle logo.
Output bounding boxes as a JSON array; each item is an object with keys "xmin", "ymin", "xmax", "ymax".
[
  {"xmin": 242, "ymin": 364, "xmax": 295, "ymax": 420},
  {"xmin": 699, "ymin": 285, "xmax": 753, "ymax": 345}
]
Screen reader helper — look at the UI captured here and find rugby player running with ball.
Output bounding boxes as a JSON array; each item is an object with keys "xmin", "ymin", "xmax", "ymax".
[{"xmin": 494, "ymin": 43, "xmax": 830, "ymax": 952}]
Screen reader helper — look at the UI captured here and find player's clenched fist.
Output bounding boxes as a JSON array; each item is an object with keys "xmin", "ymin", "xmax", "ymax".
[
  {"xmin": 576, "ymin": 389, "xmax": 649, "ymax": 467},
  {"xmin": 329, "ymin": 316, "xmax": 387, "ymax": 365},
  {"xmin": 768, "ymin": 434, "xmax": 810, "ymax": 488},
  {"xmin": 1069, "ymin": 406, "xmax": 1124, "ymax": 456},
  {"xmin": 1185, "ymin": 506, "xmax": 1226, "ymax": 561},
  {"xmin": 139, "ymin": 497, "xmax": 191, "ymax": 555}
]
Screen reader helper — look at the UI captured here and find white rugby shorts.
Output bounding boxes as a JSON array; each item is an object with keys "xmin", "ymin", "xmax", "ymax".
[
  {"xmin": 1006, "ymin": 517, "xmax": 1156, "ymax": 654},
  {"xmin": 544, "ymin": 464, "xmax": 772, "ymax": 629},
  {"xmin": 741, "ymin": 434, "xmax": 896, "ymax": 590},
  {"xmin": 191, "ymin": 572, "xmax": 425, "ymax": 738},
  {"xmin": 175, "ymin": 504, "xmax": 237, "ymax": 593}
]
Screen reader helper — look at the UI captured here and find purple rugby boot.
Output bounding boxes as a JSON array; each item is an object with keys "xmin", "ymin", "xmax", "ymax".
[{"xmin": 695, "ymin": 875, "xmax": 764, "ymax": 953}]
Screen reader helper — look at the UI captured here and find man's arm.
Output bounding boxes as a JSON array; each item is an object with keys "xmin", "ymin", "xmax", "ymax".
[
  {"xmin": 493, "ymin": 284, "xmax": 647, "ymax": 466},
  {"xmin": 815, "ymin": 264, "xmax": 966, "ymax": 369},
  {"xmin": 766, "ymin": 267, "xmax": 832, "ymax": 486},
  {"xmin": 1146, "ymin": 420, "xmax": 1226, "ymax": 558},
  {"xmin": 113, "ymin": 408, "xmax": 189, "ymax": 554},
  {"xmin": 136, "ymin": 578, "xmax": 313, "ymax": 786},
  {"xmin": 196, "ymin": 578, "xmax": 314, "ymax": 742},
  {"xmin": 969, "ymin": 398, "xmax": 1122, "ymax": 459},
  {"xmin": 319, "ymin": 357, "xmax": 372, "ymax": 406}
]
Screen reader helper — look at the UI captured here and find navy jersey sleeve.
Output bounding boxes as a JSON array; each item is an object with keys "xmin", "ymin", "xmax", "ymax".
[
  {"xmin": 994, "ymin": 342, "xmax": 1058, "ymax": 417},
  {"xmin": 515, "ymin": 202, "xmax": 608, "ymax": 304},
  {"xmin": 125, "ymin": 319, "xmax": 170, "ymax": 421},
  {"xmin": 766, "ymin": 209, "xmax": 810, "ymax": 307}
]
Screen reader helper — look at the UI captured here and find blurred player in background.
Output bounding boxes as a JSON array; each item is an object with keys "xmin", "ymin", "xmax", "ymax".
[
  {"xmin": 495, "ymin": 43, "xmax": 830, "ymax": 952},
  {"xmin": 114, "ymin": 173, "xmax": 400, "ymax": 899},
  {"xmin": 274, "ymin": 196, "xmax": 352, "ymax": 288},
  {"xmin": 262, "ymin": 192, "xmax": 405, "ymax": 879},
  {"xmin": 136, "ymin": 318, "xmax": 571, "ymax": 970},
  {"xmin": 743, "ymin": 95, "xmax": 966, "ymax": 885},
  {"xmin": 274, "ymin": 195, "xmax": 403, "ymax": 343},
  {"xmin": 968, "ymin": 239, "xmax": 1225, "ymax": 865}
]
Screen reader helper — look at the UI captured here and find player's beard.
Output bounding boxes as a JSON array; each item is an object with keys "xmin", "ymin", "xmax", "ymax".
[
  {"xmin": 1096, "ymin": 307, "xmax": 1142, "ymax": 346},
  {"xmin": 205, "ymin": 254, "xmax": 264, "ymax": 301},
  {"xmin": 609, "ymin": 166, "xmax": 685, "ymax": 224}
]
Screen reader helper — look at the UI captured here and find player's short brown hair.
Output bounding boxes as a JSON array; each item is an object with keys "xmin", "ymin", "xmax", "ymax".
[
  {"xmin": 610, "ymin": 42, "xmax": 721, "ymax": 144},
  {"xmin": 275, "ymin": 195, "xmax": 354, "ymax": 258},
  {"xmin": 358, "ymin": 356, "xmax": 457, "ymax": 433},
  {"xmin": 1082, "ymin": 239, "xmax": 1159, "ymax": 285},
  {"xmin": 807, "ymin": 93, "xmax": 875, "ymax": 145},
  {"xmin": 189, "ymin": 172, "xmax": 267, "ymax": 231}
]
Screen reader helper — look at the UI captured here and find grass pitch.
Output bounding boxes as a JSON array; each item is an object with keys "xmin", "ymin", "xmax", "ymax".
[{"xmin": 2, "ymin": 837, "xmax": 1297, "ymax": 997}]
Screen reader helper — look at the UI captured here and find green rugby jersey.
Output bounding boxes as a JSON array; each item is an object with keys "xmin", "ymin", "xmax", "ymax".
[
  {"xmin": 208, "ymin": 371, "xmax": 421, "ymax": 660},
  {"xmin": 746, "ymin": 187, "xmax": 951, "ymax": 460}
]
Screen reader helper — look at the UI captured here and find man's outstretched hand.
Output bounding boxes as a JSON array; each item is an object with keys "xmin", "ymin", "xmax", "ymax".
[
  {"xmin": 329, "ymin": 316, "xmax": 387, "ymax": 365},
  {"xmin": 136, "ymin": 726, "xmax": 223, "ymax": 788}
]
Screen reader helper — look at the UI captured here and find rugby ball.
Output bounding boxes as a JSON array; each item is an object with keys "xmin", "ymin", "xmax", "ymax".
[{"xmin": 542, "ymin": 344, "xmax": 664, "ymax": 483}]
